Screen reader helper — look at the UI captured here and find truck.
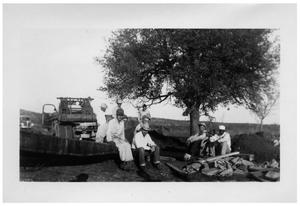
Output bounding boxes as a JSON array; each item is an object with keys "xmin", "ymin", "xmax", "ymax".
[{"xmin": 41, "ymin": 97, "xmax": 98, "ymax": 141}]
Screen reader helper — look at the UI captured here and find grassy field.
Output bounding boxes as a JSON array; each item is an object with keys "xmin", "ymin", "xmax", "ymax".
[{"xmin": 21, "ymin": 108, "xmax": 280, "ymax": 139}]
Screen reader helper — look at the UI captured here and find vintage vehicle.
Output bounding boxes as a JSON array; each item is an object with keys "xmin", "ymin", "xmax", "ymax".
[
  {"xmin": 42, "ymin": 97, "xmax": 98, "ymax": 140},
  {"xmin": 20, "ymin": 115, "xmax": 34, "ymax": 129},
  {"xmin": 20, "ymin": 97, "xmax": 118, "ymax": 165}
]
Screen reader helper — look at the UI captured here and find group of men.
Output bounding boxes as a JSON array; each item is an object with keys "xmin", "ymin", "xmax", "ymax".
[
  {"xmin": 95, "ymin": 99, "xmax": 232, "ymax": 171},
  {"xmin": 184, "ymin": 122, "xmax": 231, "ymax": 161},
  {"xmin": 95, "ymin": 100, "xmax": 159, "ymax": 171}
]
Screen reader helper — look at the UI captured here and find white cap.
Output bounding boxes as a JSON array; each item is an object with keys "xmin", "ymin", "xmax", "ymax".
[
  {"xmin": 116, "ymin": 99, "xmax": 122, "ymax": 104},
  {"xmin": 219, "ymin": 125, "xmax": 226, "ymax": 130}
]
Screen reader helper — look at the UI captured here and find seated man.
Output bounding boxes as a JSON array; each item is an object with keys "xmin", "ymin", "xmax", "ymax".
[
  {"xmin": 184, "ymin": 123, "xmax": 207, "ymax": 160},
  {"xmin": 132, "ymin": 124, "xmax": 160, "ymax": 171},
  {"xmin": 106, "ymin": 108, "xmax": 133, "ymax": 170},
  {"xmin": 208, "ymin": 125, "xmax": 231, "ymax": 156},
  {"xmin": 134, "ymin": 115, "xmax": 150, "ymax": 136}
]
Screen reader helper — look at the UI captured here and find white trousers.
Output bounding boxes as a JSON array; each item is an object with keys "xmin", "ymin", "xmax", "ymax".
[{"xmin": 113, "ymin": 138, "xmax": 134, "ymax": 162}]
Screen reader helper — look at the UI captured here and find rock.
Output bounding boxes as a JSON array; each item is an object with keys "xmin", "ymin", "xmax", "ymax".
[
  {"xmin": 233, "ymin": 169, "xmax": 247, "ymax": 176},
  {"xmin": 218, "ymin": 168, "xmax": 233, "ymax": 177},
  {"xmin": 230, "ymin": 157, "xmax": 241, "ymax": 165},
  {"xmin": 190, "ymin": 162, "xmax": 202, "ymax": 171},
  {"xmin": 184, "ymin": 153, "xmax": 192, "ymax": 161},
  {"xmin": 264, "ymin": 171, "xmax": 280, "ymax": 181},
  {"xmin": 240, "ymin": 159, "xmax": 255, "ymax": 167},
  {"xmin": 237, "ymin": 164, "xmax": 248, "ymax": 172},
  {"xmin": 270, "ymin": 159, "xmax": 279, "ymax": 168},
  {"xmin": 248, "ymin": 165, "xmax": 266, "ymax": 172},
  {"xmin": 201, "ymin": 168, "xmax": 220, "ymax": 176},
  {"xmin": 214, "ymin": 160, "xmax": 228, "ymax": 170}
]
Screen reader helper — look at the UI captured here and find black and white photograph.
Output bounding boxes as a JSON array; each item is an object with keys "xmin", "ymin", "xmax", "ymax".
[{"xmin": 2, "ymin": 3, "xmax": 298, "ymax": 202}]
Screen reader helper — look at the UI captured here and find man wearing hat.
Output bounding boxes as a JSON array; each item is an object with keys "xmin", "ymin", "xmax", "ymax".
[
  {"xmin": 209, "ymin": 125, "xmax": 231, "ymax": 156},
  {"xmin": 138, "ymin": 104, "xmax": 151, "ymax": 123},
  {"xmin": 95, "ymin": 103, "xmax": 110, "ymax": 143},
  {"xmin": 95, "ymin": 112, "xmax": 113, "ymax": 143},
  {"xmin": 106, "ymin": 108, "xmax": 133, "ymax": 169},
  {"xmin": 132, "ymin": 123, "xmax": 160, "ymax": 170},
  {"xmin": 112, "ymin": 98, "xmax": 123, "ymax": 119},
  {"xmin": 134, "ymin": 115, "xmax": 151, "ymax": 136},
  {"xmin": 184, "ymin": 122, "xmax": 208, "ymax": 160}
]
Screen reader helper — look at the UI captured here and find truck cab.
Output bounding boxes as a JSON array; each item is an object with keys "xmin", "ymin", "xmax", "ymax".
[{"xmin": 42, "ymin": 97, "xmax": 98, "ymax": 140}]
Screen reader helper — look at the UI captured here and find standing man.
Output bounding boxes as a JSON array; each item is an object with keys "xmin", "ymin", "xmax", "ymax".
[
  {"xmin": 95, "ymin": 103, "xmax": 109, "ymax": 143},
  {"xmin": 184, "ymin": 123, "xmax": 207, "ymax": 160},
  {"xmin": 106, "ymin": 108, "xmax": 133, "ymax": 169},
  {"xmin": 112, "ymin": 98, "xmax": 123, "ymax": 119},
  {"xmin": 138, "ymin": 104, "xmax": 151, "ymax": 122},
  {"xmin": 132, "ymin": 124, "xmax": 160, "ymax": 171},
  {"xmin": 209, "ymin": 125, "xmax": 231, "ymax": 156},
  {"xmin": 95, "ymin": 112, "xmax": 113, "ymax": 143}
]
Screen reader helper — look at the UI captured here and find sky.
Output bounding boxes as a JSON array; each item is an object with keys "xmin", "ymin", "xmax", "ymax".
[
  {"xmin": 5, "ymin": 5, "xmax": 280, "ymax": 124},
  {"xmin": 14, "ymin": 28, "xmax": 279, "ymax": 124}
]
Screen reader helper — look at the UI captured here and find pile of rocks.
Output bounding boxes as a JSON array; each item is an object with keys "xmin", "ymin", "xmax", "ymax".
[{"xmin": 180, "ymin": 152, "xmax": 280, "ymax": 181}]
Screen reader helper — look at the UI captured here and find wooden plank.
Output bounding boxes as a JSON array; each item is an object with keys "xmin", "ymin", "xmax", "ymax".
[
  {"xmin": 160, "ymin": 156, "xmax": 176, "ymax": 162},
  {"xmin": 202, "ymin": 152, "xmax": 240, "ymax": 163},
  {"xmin": 165, "ymin": 162, "xmax": 189, "ymax": 177},
  {"xmin": 248, "ymin": 167, "xmax": 280, "ymax": 173}
]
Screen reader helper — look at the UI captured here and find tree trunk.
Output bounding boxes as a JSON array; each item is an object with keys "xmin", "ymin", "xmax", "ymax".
[
  {"xmin": 189, "ymin": 107, "xmax": 200, "ymax": 136},
  {"xmin": 259, "ymin": 119, "xmax": 264, "ymax": 132}
]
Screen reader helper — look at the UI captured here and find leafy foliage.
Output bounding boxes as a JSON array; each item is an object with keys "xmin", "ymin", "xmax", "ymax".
[{"xmin": 97, "ymin": 29, "xmax": 279, "ymax": 134}]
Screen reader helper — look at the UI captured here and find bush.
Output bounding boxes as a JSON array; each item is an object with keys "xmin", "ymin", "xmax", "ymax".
[{"xmin": 231, "ymin": 132, "xmax": 280, "ymax": 163}]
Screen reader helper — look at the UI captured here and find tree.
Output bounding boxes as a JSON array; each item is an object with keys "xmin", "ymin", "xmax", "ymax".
[
  {"xmin": 249, "ymin": 90, "xmax": 279, "ymax": 131},
  {"xmin": 97, "ymin": 29, "xmax": 279, "ymax": 135}
]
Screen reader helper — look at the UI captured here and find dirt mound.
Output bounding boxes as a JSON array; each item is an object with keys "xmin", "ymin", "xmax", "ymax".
[{"xmin": 231, "ymin": 132, "xmax": 279, "ymax": 163}]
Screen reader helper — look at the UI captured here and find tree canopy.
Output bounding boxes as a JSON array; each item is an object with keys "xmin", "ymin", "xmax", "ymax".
[{"xmin": 98, "ymin": 29, "xmax": 279, "ymax": 135}]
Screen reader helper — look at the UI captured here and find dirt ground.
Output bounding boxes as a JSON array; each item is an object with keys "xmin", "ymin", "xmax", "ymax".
[
  {"xmin": 20, "ymin": 158, "xmax": 257, "ymax": 182},
  {"xmin": 20, "ymin": 159, "xmax": 183, "ymax": 182}
]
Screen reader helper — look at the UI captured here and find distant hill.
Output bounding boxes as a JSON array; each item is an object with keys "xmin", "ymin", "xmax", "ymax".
[{"xmin": 20, "ymin": 109, "xmax": 42, "ymax": 125}]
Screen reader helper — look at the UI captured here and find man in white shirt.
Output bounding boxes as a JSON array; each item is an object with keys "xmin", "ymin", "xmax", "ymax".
[
  {"xmin": 95, "ymin": 103, "xmax": 110, "ymax": 143},
  {"xmin": 106, "ymin": 108, "xmax": 133, "ymax": 169},
  {"xmin": 132, "ymin": 124, "xmax": 160, "ymax": 170},
  {"xmin": 134, "ymin": 115, "xmax": 150, "ymax": 136},
  {"xmin": 209, "ymin": 125, "xmax": 231, "ymax": 156},
  {"xmin": 95, "ymin": 113, "xmax": 113, "ymax": 143}
]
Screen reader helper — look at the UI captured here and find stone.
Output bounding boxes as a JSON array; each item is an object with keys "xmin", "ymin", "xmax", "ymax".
[
  {"xmin": 218, "ymin": 168, "xmax": 233, "ymax": 177},
  {"xmin": 265, "ymin": 171, "xmax": 280, "ymax": 181},
  {"xmin": 269, "ymin": 159, "xmax": 279, "ymax": 168},
  {"xmin": 201, "ymin": 168, "xmax": 220, "ymax": 176}
]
